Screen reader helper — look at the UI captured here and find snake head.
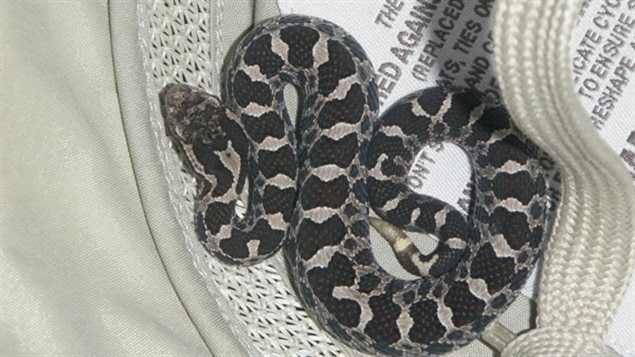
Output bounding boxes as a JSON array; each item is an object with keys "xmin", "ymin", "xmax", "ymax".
[
  {"xmin": 160, "ymin": 83, "xmax": 228, "ymax": 146},
  {"xmin": 160, "ymin": 84, "xmax": 249, "ymax": 193}
]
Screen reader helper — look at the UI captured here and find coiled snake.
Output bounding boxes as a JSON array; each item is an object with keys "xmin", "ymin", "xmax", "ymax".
[{"xmin": 160, "ymin": 15, "xmax": 553, "ymax": 356}]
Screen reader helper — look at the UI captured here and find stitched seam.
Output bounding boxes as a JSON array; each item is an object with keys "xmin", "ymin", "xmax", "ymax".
[{"xmin": 214, "ymin": 0, "xmax": 224, "ymax": 94}]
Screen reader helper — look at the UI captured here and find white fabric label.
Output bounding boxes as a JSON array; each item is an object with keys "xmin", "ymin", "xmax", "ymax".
[{"xmin": 279, "ymin": 0, "xmax": 634, "ymax": 355}]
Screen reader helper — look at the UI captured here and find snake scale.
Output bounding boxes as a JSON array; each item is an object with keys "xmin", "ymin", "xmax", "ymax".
[{"xmin": 160, "ymin": 15, "xmax": 553, "ymax": 356}]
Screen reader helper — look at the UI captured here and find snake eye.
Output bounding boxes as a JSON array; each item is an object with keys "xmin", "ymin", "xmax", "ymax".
[{"xmin": 201, "ymin": 129, "xmax": 216, "ymax": 144}]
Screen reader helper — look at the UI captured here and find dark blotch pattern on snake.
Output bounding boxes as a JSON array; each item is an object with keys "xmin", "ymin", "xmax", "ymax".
[{"xmin": 160, "ymin": 15, "xmax": 554, "ymax": 356}]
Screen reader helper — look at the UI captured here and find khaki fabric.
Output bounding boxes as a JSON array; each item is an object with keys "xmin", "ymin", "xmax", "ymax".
[
  {"xmin": 1, "ymin": 2, "xmax": 235, "ymax": 355},
  {"xmin": 1, "ymin": 1, "xmax": 534, "ymax": 356}
]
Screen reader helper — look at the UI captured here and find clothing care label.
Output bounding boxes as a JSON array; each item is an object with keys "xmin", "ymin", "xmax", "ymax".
[
  {"xmin": 278, "ymin": 1, "xmax": 635, "ymax": 355},
  {"xmin": 576, "ymin": 1, "xmax": 635, "ymax": 173}
]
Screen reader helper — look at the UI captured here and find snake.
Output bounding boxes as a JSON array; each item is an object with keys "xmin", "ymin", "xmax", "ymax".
[{"xmin": 160, "ymin": 15, "xmax": 553, "ymax": 356}]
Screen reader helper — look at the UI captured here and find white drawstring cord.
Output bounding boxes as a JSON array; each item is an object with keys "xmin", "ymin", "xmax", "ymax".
[{"xmin": 494, "ymin": 1, "xmax": 635, "ymax": 355}]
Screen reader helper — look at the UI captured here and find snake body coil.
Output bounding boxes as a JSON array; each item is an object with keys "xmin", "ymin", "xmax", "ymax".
[{"xmin": 161, "ymin": 15, "xmax": 553, "ymax": 356}]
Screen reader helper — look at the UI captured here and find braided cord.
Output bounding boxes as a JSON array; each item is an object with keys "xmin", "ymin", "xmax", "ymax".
[{"xmin": 494, "ymin": 1, "xmax": 635, "ymax": 355}]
